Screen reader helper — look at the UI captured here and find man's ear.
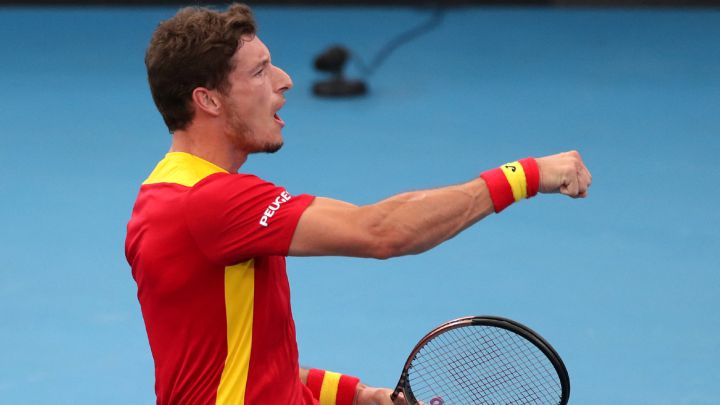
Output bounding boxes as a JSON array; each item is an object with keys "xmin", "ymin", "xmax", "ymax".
[{"xmin": 191, "ymin": 87, "xmax": 222, "ymax": 117}]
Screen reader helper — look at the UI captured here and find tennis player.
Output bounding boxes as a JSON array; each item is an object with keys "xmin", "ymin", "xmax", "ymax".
[{"xmin": 125, "ymin": 4, "xmax": 591, "ymax": 405}]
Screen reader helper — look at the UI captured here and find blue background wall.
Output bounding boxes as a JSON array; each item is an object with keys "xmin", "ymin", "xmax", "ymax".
[{"xmin": 1, "ymin": 5, "xmax": 718, "ymax": 404}]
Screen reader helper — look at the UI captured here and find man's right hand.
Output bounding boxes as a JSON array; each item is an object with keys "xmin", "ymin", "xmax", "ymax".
[{"xmin": 536, "ymin": 150, "xmax": 592, "ymax": 198}]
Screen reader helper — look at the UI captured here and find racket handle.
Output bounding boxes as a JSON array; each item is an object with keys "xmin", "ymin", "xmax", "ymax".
[{"xmin": 390, "ymin": 387, "xmax": 401, "ymax": 401}]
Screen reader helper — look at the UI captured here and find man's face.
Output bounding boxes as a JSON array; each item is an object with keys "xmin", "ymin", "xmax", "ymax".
[{"xmin": 220, "ymin": 36, "xmax": 292, "ymax": 154}]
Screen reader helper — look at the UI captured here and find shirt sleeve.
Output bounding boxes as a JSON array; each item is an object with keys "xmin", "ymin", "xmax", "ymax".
[{"xmin": 184, "ymin": 173, "xmax": 315, "ymax": 266}]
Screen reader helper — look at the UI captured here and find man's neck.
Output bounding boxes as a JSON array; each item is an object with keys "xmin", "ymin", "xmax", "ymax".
[{"xmin": 170, "ymin": 124, "xmax": 247, "ymax": 173}]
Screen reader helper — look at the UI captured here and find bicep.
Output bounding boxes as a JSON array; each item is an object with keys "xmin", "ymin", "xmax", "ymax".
[{"xmin": 288, "ymin": 197, "xmax": 387, "ymax": 258}]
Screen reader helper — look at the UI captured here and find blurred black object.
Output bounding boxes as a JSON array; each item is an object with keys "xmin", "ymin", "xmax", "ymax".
[
  {"xmin": 311, "ymin": 5, "xmax": 444, "ymax": 98},
  {"xmin": 312, "ymin": 45, "xmax": 367, "ymax": 97}
]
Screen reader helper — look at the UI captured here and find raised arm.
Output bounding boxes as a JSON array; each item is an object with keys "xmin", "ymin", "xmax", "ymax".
[{"xmin": 289, "ymin": 151, "xmax": 592, "ymax": 259}]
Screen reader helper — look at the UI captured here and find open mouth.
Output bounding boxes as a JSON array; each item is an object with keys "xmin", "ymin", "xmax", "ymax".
[
  {"xmin": 274, "ymin": 100, "xmax": 286, "ymax": 127},
  {"xmin": 273, "ymin": 112, "xmax": 285, "ymax": 127}
]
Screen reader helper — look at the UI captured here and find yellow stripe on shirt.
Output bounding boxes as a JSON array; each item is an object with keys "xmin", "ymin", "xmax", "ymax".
[
  {"xmin": 143, "ymin": 152, "xmax": 228, "ymax": 187},
  {"xmin": 216, "ymin": 260, "xmax": 255, "ymax": 405}
]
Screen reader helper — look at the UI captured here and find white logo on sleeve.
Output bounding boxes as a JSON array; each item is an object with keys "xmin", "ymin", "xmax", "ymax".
[{"xmin": 259, "ymin": 191, "xmax": 292, "ymax": 227}]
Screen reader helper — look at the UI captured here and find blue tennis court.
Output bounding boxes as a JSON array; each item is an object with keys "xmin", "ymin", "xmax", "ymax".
[{"xmin": 1, "ymin": 5, "xmax": 718, "ymax": 404}]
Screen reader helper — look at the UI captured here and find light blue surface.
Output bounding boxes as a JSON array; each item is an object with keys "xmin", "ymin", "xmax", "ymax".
[{"xmin": 1, "ymin": 5, "xmax": 718, "ymax": 404}]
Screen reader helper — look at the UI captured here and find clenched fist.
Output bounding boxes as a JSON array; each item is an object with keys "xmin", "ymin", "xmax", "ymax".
[{"xmin": 536, "ymin": 150, "xmax": 592, "ymax": 198}]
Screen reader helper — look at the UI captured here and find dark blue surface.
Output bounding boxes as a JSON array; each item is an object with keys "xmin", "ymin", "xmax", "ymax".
[{"xmin": 1, "ymin": 6, "xmax": 718, "ymax": 404}]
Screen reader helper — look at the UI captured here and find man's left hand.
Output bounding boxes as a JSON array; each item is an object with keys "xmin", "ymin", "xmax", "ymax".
[{"xmin": 355, "ymin": 385, "xmax": 417, "ymax": 405}]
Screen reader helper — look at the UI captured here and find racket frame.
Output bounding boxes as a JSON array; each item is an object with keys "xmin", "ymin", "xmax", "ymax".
[{"xmin": 390, "ymin": 315, "xmax": 570, "ymax": 405}]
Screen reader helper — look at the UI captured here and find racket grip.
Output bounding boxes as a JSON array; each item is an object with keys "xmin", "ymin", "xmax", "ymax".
[
  {"xmin": 390, "ymin": 387, "xmax": 401, "ymax": 401},
  {"xmin": 390, "ymin": 373, "xmax": 407, "ymax": 403}
]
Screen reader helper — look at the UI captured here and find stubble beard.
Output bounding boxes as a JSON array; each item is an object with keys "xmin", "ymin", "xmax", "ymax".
[
  {"xmin": 259, "ymin": 139, "xmax": 283, "ymax": 154},
  {"xmin": 226, "ymin": 108, "xmax": 283, "ymax": 154}
]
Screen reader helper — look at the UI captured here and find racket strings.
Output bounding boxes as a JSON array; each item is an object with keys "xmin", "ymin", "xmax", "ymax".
[{"xmin": 406, "ymin": 325, "xmax": 562, "ymax": 404}]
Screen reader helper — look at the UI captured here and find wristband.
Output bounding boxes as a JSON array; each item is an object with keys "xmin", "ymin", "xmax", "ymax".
[
  {"xmin": 480, "ymin": 157, "xmax": 539, "ymax": 213},
  {"xmin": 306, "ymin": 368, "xmax": 360, "ymax": 405}
]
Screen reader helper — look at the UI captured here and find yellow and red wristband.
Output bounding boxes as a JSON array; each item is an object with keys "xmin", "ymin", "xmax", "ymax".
[
  {"xmin": 306, "ymin": 368, "xmax": 360, "ymax": 405},
  {"xmin": 480, "ymin": 157, "xmax": 540, "ymax": 213}
]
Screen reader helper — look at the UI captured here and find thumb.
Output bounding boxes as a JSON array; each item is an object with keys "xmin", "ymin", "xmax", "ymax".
[{"xmin": 559, "ymin": 173, "xmax": 579, "ymax": 197}]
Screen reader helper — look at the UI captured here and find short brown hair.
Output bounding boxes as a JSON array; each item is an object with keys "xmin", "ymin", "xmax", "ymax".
[{"xmin": 145, "ymin": 3, "xmax": 256, "ymax": 132}]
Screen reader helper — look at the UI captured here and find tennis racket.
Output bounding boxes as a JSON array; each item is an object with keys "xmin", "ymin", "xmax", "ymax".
[{"xmin": 389, "ymin": 316, "xmax": 570, "ymax": 405}]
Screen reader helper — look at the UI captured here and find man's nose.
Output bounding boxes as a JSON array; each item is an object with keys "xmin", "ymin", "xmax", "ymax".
[{"xmin": 274, "ymin": 66, "xmax": 293, "ymax": 93}]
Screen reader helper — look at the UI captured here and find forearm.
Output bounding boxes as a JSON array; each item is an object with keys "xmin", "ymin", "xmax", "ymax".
[
  {"xmin": 290, "ymin": 177, "xmax": 496, "ymax": 259},
  {"xmin": 301, "ymin": 367, "xmax": 363, "ymax": 405},
  {"xmin": 359, "ymin": 177, "xmax": 494, "ymax": 258}
]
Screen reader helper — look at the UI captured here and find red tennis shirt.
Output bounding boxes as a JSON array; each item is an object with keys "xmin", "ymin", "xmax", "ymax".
[{"xmin": 125, "ymin": 152, "xmax": 318, "ymax": 404}]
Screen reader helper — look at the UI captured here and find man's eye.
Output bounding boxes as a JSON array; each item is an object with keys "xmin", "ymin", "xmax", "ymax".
[{"xmin": 254, "ymin": 69, "xmax": 264, "ymax": 77}]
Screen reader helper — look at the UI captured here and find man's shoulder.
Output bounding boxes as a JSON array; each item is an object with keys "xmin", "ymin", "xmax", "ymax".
[{"xmin": 190, "ymin": 172, "xmax": 274, "ymax": 194}]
